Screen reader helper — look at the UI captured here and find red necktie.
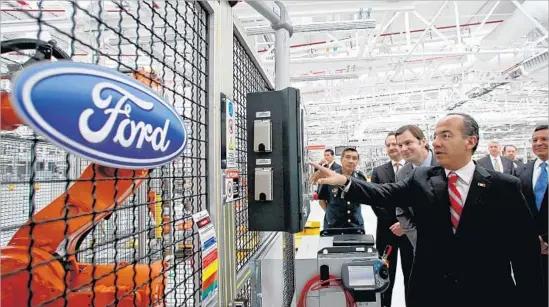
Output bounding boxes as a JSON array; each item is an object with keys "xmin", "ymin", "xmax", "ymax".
[{"xmin": 448, "ymin": 172, "xmax": 463, "ymax": 232}]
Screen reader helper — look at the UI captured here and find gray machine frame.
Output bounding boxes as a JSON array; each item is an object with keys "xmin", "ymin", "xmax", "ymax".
[{"xmin": 292, "ymin": 236, "xmax": 384, "ymax": 307}]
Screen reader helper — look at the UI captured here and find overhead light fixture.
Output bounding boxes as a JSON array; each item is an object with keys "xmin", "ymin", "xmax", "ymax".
[
  {"xmin": 246, "ymin": 19, "xmax": 376, "ymax": 35},
  {"xmin": 291, "ymin": 73, "xmax": 359, "ymax": 82}
]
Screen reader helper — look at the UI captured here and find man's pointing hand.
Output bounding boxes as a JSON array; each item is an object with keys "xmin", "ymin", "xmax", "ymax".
[{"xmin": 309, "ymin": 162, "xmax": 347, "ymax": 186}]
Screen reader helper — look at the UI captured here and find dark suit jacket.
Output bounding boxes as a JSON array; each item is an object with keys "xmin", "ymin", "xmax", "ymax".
[
  {"xmin": 395, "ymin": 152, "xmax": 438, "ymax": 249},
  {"xmin": 370, "ymin": 161, "xmax": 398, "ymax": 227},
  {"xmin": 326, "ymin": 161, "xmax": 342, "ymax": 171},
  {"xmin": 512, "ymin": 159, "xmax": 525, "ymax": 170},
  {"xmin": 517, "ymin": 160, "xmax": 548, "ymax": 241},
  {"xmin": 343, "ymin": 164, "xmax": 544, "ymax": 307},
  {"xmin": 477, "ymin": 155, "xmax": 515, "ymax": 175}
]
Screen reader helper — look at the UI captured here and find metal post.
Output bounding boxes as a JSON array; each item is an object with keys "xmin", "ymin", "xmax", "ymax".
[
  {"xmin": 275, "ymin": 27, "xmax": 290, "ymax": 89},
  {"xmin": 137, "ymin": 187, "xmax": 147, "ymax": 263},
  {"xmin": 271, "ymin": 3, "xmax": 294, "ymax": 306},
  {"xmin": 245, "ymin": 2, "xmax": 294, "ymax": 306}
]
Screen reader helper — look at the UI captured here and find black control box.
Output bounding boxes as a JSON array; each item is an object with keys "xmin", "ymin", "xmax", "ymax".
[{"xmin": 246, "ymin": 87, "xmax": 309, "ymax": 233}]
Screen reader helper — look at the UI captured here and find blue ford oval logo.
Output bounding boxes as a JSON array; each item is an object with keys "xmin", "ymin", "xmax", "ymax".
[{"xmin": 10, "ymin": 61, "xmax": 187, "ymax": 169}]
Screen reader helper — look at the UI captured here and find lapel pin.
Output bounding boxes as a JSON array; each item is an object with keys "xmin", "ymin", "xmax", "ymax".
[{"xmin": 477, "ymin": 182, "xmax": 486, "ymax": 187}]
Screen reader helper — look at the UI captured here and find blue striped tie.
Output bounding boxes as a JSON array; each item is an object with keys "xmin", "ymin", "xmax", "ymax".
[{"xmin": 534, "ymin": 162, "xmax": 548, "ymax": 210}]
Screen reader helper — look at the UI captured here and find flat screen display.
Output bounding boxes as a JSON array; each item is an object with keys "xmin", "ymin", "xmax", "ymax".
[{"xmin": 348, "ymin": 266, "xmax": 375, "ymax": 287}]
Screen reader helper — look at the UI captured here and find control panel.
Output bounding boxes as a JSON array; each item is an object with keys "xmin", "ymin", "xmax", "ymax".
[
  {"xmin": 341, "ymin": 260, "xmax": 390, "ymax": 293},
  {"xmin": 246, "ymin": 87, "xmax": 309, "ymax": 233}
]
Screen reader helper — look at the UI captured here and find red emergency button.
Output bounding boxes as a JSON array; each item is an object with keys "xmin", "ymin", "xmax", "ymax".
[{"xmin": 312, "ymin": 193, "xmax": 319, "ymax": 200}]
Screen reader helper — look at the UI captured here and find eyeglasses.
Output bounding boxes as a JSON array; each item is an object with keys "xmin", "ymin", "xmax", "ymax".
[{"xmin": 432, "ymin": 132, "xmax": 453, "ymax": 141}]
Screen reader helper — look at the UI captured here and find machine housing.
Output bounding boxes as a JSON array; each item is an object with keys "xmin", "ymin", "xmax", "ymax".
[{"xmin": 246, "ymin": 87, "xmax": 310, "ymax": 233}]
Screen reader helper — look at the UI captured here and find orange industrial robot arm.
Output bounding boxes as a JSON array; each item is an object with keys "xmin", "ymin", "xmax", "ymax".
[{"xmin": 1, "ymin": 40, "xmax": 168, "ymax": 307}]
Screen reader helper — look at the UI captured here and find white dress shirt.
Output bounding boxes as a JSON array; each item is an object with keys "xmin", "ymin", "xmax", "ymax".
[
  {"xmin": 490, "ymin": 155, "xmax": 504, "ymax": 173},
  {"xmin": 392, "ymin": 159, "xmax": 405, "ymax": 174},
  {"xmin": 532, "ymin": 158, "xmax": 549, "ymax": 189},
  {"xmin": 444, "ymin": 159, "xmax": 476, "ymax": 204}
]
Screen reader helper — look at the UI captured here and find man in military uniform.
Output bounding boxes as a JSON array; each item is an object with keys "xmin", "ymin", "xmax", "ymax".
[{"xmin": 315, "ymin": 147, "xmax": 366, "ymax": 231}]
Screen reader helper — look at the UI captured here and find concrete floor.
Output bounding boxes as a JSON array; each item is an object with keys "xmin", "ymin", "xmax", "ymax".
[{"xmin": 307, "ymin": 200, "xmax": 407, "ymax": 307}]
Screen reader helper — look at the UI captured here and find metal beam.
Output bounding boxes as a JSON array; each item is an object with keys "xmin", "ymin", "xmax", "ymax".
[
  {"xmin": 512, "ymin": 1, "xmax": 549, "ymax": 36},
  {"xmin": 235, "ymin": 3, "xmax": 416, "ymax": 20},
  {"xmin": 472, "ymin": 1, "xmax": 500, "ymax": 38},
  {"xmin": 412, "ymin": 10, "xmax": 452, "ymax": 47},
  {"xmin": 364, "ymin": 11, "xmax": 401, "ymax": 57},
  {"xmin": 453, "ymin": 1, "xmax": 462, "ymax": 45},
  {"xmin": 404, "ymin": 12, "xmax": 411, "ymax": 48},
  {"xmin": 261, "ymin": 48, "xmax": 548, "ymax": 69}
]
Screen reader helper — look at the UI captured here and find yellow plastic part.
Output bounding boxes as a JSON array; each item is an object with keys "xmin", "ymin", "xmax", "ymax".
[
  {"xmin": 305, "ymin": 220, "xmax": 321, "ymax": 228},
  {"xmin": 154, "ymin": 194, "xmax": 162, "ymax": 239}
]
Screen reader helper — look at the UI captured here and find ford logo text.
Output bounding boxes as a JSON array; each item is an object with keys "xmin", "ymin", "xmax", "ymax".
[{"xmin": 10, "ymin": 61, "xmax": 187, "ymax": 169}]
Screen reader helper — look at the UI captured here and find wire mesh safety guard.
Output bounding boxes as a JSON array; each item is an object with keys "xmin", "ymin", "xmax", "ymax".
[
  {"xmin": 0, "ymin": 1, "xmax": 208, "ymax": 306},
  {"xmin": 232, "ymin": 34, "xmax": 272, "ymax": 277}
]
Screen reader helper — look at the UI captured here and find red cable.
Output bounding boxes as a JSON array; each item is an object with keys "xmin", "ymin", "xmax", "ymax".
[{"xmin": 298, "ymin": 274, "xmax": 356, "ymax": 307}]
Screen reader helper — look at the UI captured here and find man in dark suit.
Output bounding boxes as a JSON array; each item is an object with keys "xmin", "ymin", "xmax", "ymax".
[
  {"xmin": 320, "ymin": 149, "xmax": 342, "ymax": 171},
  {"xmin": 477, "ymin": 140, "xmax": 516, "ymax": 175},
  {"xmin": 503, "ymin": 144, "xmax": 524, "ymax": 169},
  {"xmin": 394, "ymin": 124, "xmax": 438, "ymax": 251},
  {"xmin": 313, "ymin": 149, "xmax": 341, "ymax": 212},
  {"xmin": 311, "ymin": 113, "xmax": 544, "ymax": 307},
  {"xmin": 516, "ymin": 124, "xmax": 548, "ymax": 304},
  {"xmin": 370, "ymin": 132, "xmax": 408, "ymax": 307}
]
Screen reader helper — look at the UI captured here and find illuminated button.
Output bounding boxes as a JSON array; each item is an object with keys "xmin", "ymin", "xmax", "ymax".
[
  {"xmin": 347, "ymin": 201, "xmax": 350, "ymax": 205},
  {"xmin": 348, "ymin": 219, "xmax": 351, "ymax": 223},
  {"xmin": 347, "ymin": 210, "xmax": 351, "ymax": 214}
]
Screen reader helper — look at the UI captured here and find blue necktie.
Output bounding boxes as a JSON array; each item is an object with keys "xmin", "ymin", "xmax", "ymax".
[{"xmin": 534, "ymin": 162, "xmax": 548, "ymax": 210}]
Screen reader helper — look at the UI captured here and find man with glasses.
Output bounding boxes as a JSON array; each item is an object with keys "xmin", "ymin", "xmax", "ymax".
[
  {"xmin": 310, "ymin": 113, "xmax": 544, "ymax": 307},
  {"xmin": 516, "ymin": 124, "xmax": 548, "ymax": 305}
]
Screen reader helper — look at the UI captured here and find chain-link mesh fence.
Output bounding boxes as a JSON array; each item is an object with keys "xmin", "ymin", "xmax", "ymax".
[
  {"xmin": 1, "ymin": 1, "xmax": 208, "ymax": 306},
  {"xmin": 232, "ymin": 33, "xmax": 272, "ymax": 277}
]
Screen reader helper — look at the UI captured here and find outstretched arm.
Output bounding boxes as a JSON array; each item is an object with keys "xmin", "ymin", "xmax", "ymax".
[
  {"xmin": 369, "ymin": 169, "xmax": 390, "ymax": 219},
  {"xmin": 310, "ymin": 162, "xmax": 412, "ymax": 209}
]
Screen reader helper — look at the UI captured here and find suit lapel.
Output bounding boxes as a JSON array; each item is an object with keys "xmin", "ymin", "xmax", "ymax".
[
  {"xmin": 428, "ymin": 167, "xmax": 455, "ymax": 236},
  {"xmin": 456, "ymin": 166, "xmax": 491, "ymax": 235},
  {"xmin": 523, "ymin": 162, "xmax": 535, "ymax": 191},
  {"xmin": 522, "ymin": 162, "xmax": 539, "ymax": 215},
  {"xmin": 484, "ymin": 157, "xmax": 495, "ymax": 171},
  {"xmin": 385, "ymin": 162, "xmax": 395, "ymax": 183},
  {"xmin": 503, "ymin": 158, "xmax": 511, "ymax": 174}
]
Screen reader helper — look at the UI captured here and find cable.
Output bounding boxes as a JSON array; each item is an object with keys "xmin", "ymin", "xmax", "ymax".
[{"xmin": 297, "ymin": 274, "xmax": 356, "ymax": 307}]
